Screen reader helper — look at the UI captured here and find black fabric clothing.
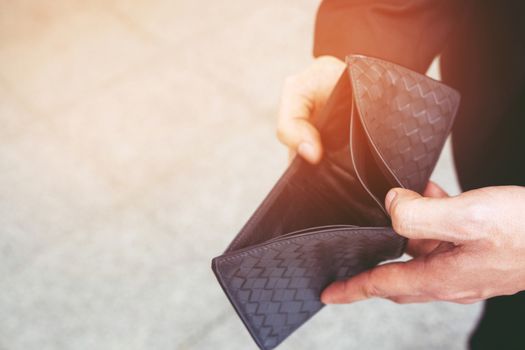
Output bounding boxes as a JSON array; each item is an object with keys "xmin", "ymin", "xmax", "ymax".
[
  {"xmin": 314, "ymin": 0, "xmax": 467, "ymax": 73},
  {"xmin": 314, "ymin": 1, "xmax": 525, "ymax": 349}
]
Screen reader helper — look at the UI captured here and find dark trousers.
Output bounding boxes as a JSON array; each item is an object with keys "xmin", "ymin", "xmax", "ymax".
[
  {"xmin": 314, "ymin": 0, "xmax": 525, "ymax": 348},
  {"xmin": 441, "ymin": 2, "xmax": 525, "ymax": 349}
]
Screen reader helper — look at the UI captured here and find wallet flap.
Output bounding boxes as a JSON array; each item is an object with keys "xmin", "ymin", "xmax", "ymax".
[
  {"xmin": 212, "ymin": 226, "xmax": 405, "ymax": 350},
  {"xmin": 347, "ymin": 55, "xmax": 460, "ymax": 192}
]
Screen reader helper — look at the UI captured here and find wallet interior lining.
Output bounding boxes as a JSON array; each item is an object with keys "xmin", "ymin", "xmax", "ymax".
[
  {"xmin": 226, "ymin": 74, "xmax": 393, "ymax": 253},
  {"xmin": 349, "ymin": 102, "xmax": 398, "ymax": 212}
]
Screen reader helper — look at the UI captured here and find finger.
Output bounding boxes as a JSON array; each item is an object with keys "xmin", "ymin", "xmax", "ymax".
[
  {"xmin": 384, "ymin": 188, "xmax": 467, "ymax": 242},
  {"xmin": 321, "ymin": 260, "xmax": 428, "ymax": 304},
  {"xmin": 423, "ymin": 181, "xmax": 449, "ymax": 198},
  {"xmin": 277, "ymin": 118, "xmax": 322, "ymax": 163},
  {"xmin": 405, "ymin": 182, "xmax": 450, "ymax": 257},
  {"xmin": 277, "ymin": 77, "xmax": 323, "ymax": 164}
]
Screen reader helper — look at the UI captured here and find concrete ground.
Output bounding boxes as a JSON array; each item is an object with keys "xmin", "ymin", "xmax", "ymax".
[{"xmin": 0, "ymin": 1, "xmax": 482, "ymax": 349}]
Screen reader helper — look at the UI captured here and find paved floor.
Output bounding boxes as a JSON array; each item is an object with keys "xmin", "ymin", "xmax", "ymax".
[{"xmin": 0, "ymin": 1, "xmax": 482, "ymax": 349}]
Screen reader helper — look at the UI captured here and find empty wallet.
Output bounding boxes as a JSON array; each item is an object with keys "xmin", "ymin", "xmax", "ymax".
[{"xmin": 211, "ymin": 55, "xmax": 460, "ymax": 350}]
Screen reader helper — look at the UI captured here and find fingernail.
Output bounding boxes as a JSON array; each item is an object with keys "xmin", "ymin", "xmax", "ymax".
[
  {"xmin": 320, "ymin": 291, "xmax": 334, "ymax": 304},
  {"xmin": 385, "ymin": 189, "xmax": 398, "ymax": 213},
  {"xmin": 321, "ymin": 282, "xmax": 344, "ymax": 304},
  {"xmin": 298, "ymin": 142, "xmax": 315, "ymax": 161}
]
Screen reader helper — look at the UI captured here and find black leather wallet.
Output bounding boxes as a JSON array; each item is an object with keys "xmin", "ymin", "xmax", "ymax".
[{"xmin": 212, "ymin": 55, "xmax": 460, "ymax": 350}]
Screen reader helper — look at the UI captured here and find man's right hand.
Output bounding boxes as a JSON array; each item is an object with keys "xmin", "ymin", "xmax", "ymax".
[{"xmin": 276, "ymin": 55, "xmax": 346, "ymax": 164}]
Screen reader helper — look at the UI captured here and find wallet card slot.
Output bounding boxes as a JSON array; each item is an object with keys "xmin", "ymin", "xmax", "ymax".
[
  {"xmin": 349, "ymin": 101, "xmax": 401, "ymax": 212},
  {"xmin": 347, "ymin": 55, "xmax": 460, "ymax": 193},
  {"xmin": 311, "ymin": 72, "xmax": 392, "ymax": 227},
  {"xmin": 316, "ymin": 71, "xmax": 393, "ymax": 223}
]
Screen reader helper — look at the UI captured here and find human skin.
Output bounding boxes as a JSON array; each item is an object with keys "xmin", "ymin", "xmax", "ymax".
[{"xmin": 277, "ymin": 56, "xmax": 525, "ymax": 304}]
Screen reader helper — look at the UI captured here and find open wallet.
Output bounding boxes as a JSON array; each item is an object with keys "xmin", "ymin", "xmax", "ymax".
[{"xmin": 211, "ymin": 55, "xmax": 460, "ymax": 350}]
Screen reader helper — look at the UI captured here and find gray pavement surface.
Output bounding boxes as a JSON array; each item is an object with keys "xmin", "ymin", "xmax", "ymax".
[{"xmin": 0, "ymin": 1, "xmax": 481, "ymax": 349}]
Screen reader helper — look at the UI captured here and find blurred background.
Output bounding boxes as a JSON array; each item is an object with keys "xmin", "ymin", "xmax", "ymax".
[{"xmin": 0, "ymin": 1, "xmax": 482, "ymax": 349}]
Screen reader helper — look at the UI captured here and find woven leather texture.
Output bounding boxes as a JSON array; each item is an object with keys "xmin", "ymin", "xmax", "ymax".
[
  {"xmin": 348, "ymin": 55, "xmax": 460, "ymax": 192},
  {"xmin": 213, "ymin": 227, "xmax": 404, "ymax": 350},
  {"xmin": 212, "ymin": 55, "xmax": 460, "ymax": 350}
]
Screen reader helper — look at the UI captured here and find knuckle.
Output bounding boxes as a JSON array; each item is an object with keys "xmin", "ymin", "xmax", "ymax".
[
  {"xmin": 424, "ymin": 275, "xmax": 456, "ymax": 300},
  {"xmin": 363, "ymin": 269, "xmax": 387, "ymax": 298},
  {"xmin": 362, "ymin": 271, "xmax": 382, "ymax": 298},
  {"xmin": 459, "ymin": 201, "xmax": 507, "ymax": 247},
  {"xmin": 363, "ymin": 283, "xmax": 381, "ymax": 299},
  {"xmin": 459, "ymin": 202, "xmax": 491, "ymax": 238}
]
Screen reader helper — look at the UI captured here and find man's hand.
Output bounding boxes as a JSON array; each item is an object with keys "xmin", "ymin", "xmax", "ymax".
[
  {"xmin": 321, "ymin": 183, "xmax": 525, "ymax": 304},
  {"xmin": 277, "ymin": 56, "xmax": 345, "ymax": 164}
]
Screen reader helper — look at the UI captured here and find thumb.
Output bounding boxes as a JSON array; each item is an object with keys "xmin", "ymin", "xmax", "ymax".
[
  {"xmin": 277, "ymin": 118, "xmax": 322, "ymax": 164},
  {"xmin": 385, "ymin": 188, "xmax": 466, "ymax": 243}
]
